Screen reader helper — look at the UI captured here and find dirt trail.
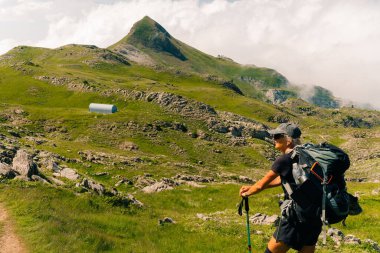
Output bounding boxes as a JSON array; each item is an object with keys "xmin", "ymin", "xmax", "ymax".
[{"xmin": 0, "ymin": 204, "xmax": 27, "ymax": 253}]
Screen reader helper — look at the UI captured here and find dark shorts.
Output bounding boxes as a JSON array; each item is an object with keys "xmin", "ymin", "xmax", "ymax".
[{"xmin": 273, "ymin": 218, "xmax": 322, "ymax": 251}]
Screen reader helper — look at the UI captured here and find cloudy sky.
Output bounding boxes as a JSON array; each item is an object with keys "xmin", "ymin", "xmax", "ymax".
[{"xmin": 1, "ymin": 0, "xmax": 379, "ymax": 108}]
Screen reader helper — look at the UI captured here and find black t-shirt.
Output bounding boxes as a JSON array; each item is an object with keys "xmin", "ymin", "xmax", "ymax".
[{"xmin": 271, "ymin": 152, "xmax": 297, "ymax": 199}]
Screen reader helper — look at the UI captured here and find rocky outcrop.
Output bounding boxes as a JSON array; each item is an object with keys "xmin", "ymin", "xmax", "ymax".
[
  {"xmin": 77, "ymin": 178, "xmax": 106, "ymax": 195},
  {"xmin": 173, "ymin": 174, "xmax": 214, "ymax": 183},
  {"xmin": 104, "ymin": 89, "xmax": 217, "ymax": 120},
  {"xmin": 78, "ymin": 150, "xmax": 142, "ymax": 166},
  {"xmin": 266, "ymin": 89, "xmax": 294, "ymax": 104},
  {"xmin": 142, "ymin": 178, "xmax": 180, "ymax": 193}
]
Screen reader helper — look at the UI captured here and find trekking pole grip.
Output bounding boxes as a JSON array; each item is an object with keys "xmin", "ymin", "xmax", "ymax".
[{"xmin": 244, "ymin": 196, "xmax": 249, "ymax": 212}]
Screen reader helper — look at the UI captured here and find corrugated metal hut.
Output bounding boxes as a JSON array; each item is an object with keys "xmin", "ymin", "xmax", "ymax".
[{"xmin": 89, "ymin": 103, "xmax": 117, "ymax": 114}]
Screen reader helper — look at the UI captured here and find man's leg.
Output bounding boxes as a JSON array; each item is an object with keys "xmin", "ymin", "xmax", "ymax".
[
  {"xmin": 298, "ymin": 245, "xmax": 316, "ymax": 253},
  {"xmin": 267, "ymin": 236, "xmax": 290, "ymax": 253}
]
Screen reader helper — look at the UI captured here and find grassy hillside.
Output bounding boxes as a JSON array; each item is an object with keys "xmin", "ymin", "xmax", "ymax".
[{"xmin": 0, "ymin": 17, "xmax": 379, "ymax": 252}]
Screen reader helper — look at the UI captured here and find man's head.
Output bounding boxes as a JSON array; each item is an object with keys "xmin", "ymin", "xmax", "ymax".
[
  {"xmin": 268, "ymin": 123, "xmax": 302, "ymax": 152},
  {"xmin": 268, "ymin": 123, "xmax": 301, "ymax": 139}
]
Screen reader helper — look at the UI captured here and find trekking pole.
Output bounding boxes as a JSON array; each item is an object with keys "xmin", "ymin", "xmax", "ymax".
[
  {"xmin": 244, "ymin": 197, "xmax": 252, "ymax": 253},
  {"xmin": 238, "ymin": 197, "xmax": 252, "ymax": 253}
]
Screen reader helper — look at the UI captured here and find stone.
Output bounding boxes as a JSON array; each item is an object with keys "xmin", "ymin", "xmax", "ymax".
[
  {"xmin": 196, "ymin": 213, "xmax": 212, "ymax": 221},
  {"xmin": 95, "ymin": 172, "xmax": 109, "ymax": 176},
  {"xmin": 31, "ymin": 175, "xmax": 49, "ymax": 184},
  {"xmin": 159, "ymin": 217, "xmax": 176, "ymax": 225},
  {"xmin": 238, "ymin": 176, "xmax": 255, "ymax": 184},
  {"xmin": 250, "ymin": 213, "xmax": 279, "ymax": 225},
  {"xmin": 48, "ymin": 176, "xmax": 66, "ymax": 186},
  {"xmin": 59, "ymin": 168, "xmax": 80, "ymax": 181},
  {"xmin": 173, "ymin": 174, "xmax": 214, "ymax": 183},
  {"xmin": 80, "ymin": 178, "xmax": 106, "ymax": 195},
  {"xmin": 344, "ymin": 234, "xmax": 361, "ymax": 245},
  {"xmin": 0, "ymin": 163, "xmax": 16, "ymax": 179},
  {"xmin": 364, "ymin": 239, "xmax": 380, "ymax": 252},
  {"xmin": 12, "ymin": 149, "xmax": 38, "ymax": 177},
  {"xmin": 126, "ymin": 194, "xmax": 144, "ymax": 208},
  {"xmin": 142, "ymin": 181, "xmax": 173, "ymax": 193},
  {"xmin": 327, "ymin": 228, "xmax": 344, "ymax": 245},
  {"xmin": 119, "ymin": 141, "xmax": 139, "ymax": 151}
]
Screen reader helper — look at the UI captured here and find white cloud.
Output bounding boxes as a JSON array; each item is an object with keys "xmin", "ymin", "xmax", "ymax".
[{"xmin": 0, "ymin": 0, "xmax": 379, "ymax": 108}]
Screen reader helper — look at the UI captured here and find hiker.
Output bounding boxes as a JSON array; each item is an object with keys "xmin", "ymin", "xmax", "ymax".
[{"xmin": 239, "ymin": 123, "xmax": 321, "ymax": 253}]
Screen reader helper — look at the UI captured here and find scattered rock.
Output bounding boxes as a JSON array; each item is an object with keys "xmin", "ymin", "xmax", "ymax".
[
  {"xmin": 79, "ymin": 178, "xmax": 106, "ymax": 195},
  {"xmin": 94, "ymin": 172, "xmax": 109, "ymax": 176},
  {"xmin": 48, "ymin": 176, "xmax": 66, "ymax": 186},
  {"xmin": 31, "ymin": 175, "xmax": 49, "ymax": 184},
  {"xmin": 134, "ymin": 175, "xmax": 157, "ymax": 188},
  {"xmin": 159, "ymin": 217, "xmax": 176, "ymax": 225},
  {"xmin": 327, "ymin": 227, "xmax": 344, "ymax": 245},
  {"xmin": 0, "ymin": 163, "xmax": 16, "ymax": 179},
  {"xmin": 173, "ymin": 174, "xmax": 214, "ymax": 183},
  {"xmin": 115, "ymin": 178, "xmax": 133, "ymax": 187},
  {"xmin": 250, "ymin": 213, "xmax": 279, "ymax": 225},
  {"xmin": 142, "ymin": 178, "xmax": 180, "ymax": 193},
  {"xmin": 365, "ymin": 239, "xmax": 380, "ymax": 252},
  {"xmin": 238, "ymin": 176, "xmax": 255, "ymax": 184},
  {"xmin": 196, "ymin": 213, "xmax": 212, "ymax": 221},
  {"xmin": 119, "ymin": 141, "xmax": 139, "ymax": 151},
  {"xmin": 59, "ymin": 168, "xmax": 80, "ymax": 181},
  {"xmin": 219, "ymin": 173, "xmax": 255, "ymax": 184},
  {"xmin": 344, "ymin": 234, "xmax": 361, "ymax": 245}
]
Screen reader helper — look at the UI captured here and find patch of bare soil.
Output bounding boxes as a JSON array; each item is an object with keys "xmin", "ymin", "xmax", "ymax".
[{"xmin": 0, "ymin": 204, "xmax": 27, "ymax": 253}]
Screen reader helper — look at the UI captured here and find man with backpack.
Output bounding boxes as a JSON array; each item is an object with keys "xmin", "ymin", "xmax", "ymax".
[{"xmin": 240, "ymin": 123, "xmax": 322, "ymax": 253}]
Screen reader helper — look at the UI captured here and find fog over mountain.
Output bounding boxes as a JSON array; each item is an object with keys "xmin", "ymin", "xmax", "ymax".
[{"xmin": 1, "ymin": 0, "xmax": 379, "ymax": 109}]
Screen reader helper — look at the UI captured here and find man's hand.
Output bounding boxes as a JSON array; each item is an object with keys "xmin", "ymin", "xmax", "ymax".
[{"xmin": 239, "ymin": 185, "xmax": 252, "ymax": 197}]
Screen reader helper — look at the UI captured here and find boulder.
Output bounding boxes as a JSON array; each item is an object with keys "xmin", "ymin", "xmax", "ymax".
[
  {"xmin": 12, "ymin": 149, "xmax": 38, "ymax": 177},
  {"xmin": 59, "ymin": 168, "xmax": 80, "ymax": 181},
  {"xmin": 79, "ymin": 178, "xmax": 106, "ymax": 195}
]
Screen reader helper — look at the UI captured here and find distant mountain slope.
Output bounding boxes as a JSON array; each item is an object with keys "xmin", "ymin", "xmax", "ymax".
[{"xmin": 108, "ymin": 16, "xmax": 289, "ymax": 98}]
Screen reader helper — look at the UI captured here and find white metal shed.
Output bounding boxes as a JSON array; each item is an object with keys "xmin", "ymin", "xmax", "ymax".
[{"xmin": 89, "ymin": 103, "xmax": 117, "ymax": 114}]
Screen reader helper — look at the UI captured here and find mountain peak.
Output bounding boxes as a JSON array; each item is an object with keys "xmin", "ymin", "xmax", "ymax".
[{"xmin": 114, "ymin": 16, "xmax": 187, "ymax": 61}]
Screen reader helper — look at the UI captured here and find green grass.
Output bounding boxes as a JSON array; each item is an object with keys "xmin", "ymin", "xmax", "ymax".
[
  {"xmin": 0, "ymin": 181, "xmax": 379, "ymax": 252},
  {"xmin": 0, "ymin": 39, "xmax": 379, "ymax": 253}
]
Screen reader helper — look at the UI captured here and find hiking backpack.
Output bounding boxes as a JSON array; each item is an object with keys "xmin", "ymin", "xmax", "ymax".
[{"xmin": 280, "ymin": 142, "xmax": 353, "ymax": 235}]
